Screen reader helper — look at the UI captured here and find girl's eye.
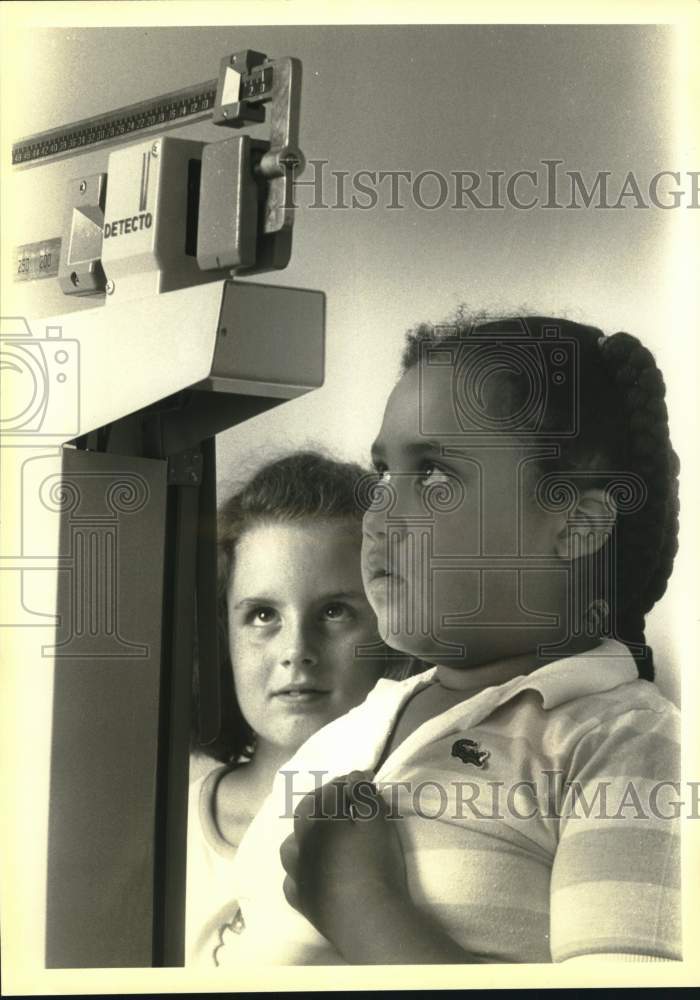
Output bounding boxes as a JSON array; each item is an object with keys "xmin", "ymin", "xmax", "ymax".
[
  {"xmin": 419, "ymin": 463, "xmax": 449, "ymax": 485},
  {"xmin": 374, "ymin": 464, "xmax": 391, "ymax": 482},
  {"xmin": 248, "ymin": 606, "xmax": 278, "ymax": 626},
  {"xmin": 322, "ymin": 603, "xmax": 353, "ymax": 622}
]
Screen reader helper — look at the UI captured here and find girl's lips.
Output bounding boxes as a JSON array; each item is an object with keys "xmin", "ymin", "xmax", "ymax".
[
  {"xmin": 363, "ymin": 547, "xmax": 393, "ymax": 582},
  {"xmin": 368, "ymin": 570, "xmax": 404, "ymax": 585},
  {"xmin": 370, "ymin": 568, "xmax": 391, "ymax": 581},
  {"xmin": 273, "ymin": 687, "xmax": 331, "ymax": 701}
]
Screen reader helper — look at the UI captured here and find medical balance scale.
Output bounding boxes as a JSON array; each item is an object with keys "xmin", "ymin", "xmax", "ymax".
[{"xmin": 7, "ymin": 51, "xmax": 324, "ymax": 967}]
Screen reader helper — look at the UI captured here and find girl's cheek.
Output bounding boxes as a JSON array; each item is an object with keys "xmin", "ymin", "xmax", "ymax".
[
  {"xmin": 335, "ymin": 617, "xmax": 378, "ymax": 645},
  {"xmin": 238, "ymin": 625, "xmax": 274, "ymax": 646},
  {"xmin": 230, "ymin": 629, "xmax": 270, "ymax": 666},
  {"xmin": 325, "ymin": 630, "xmax": 360, "ymax": 661},
  {"xmin": 357, "ymin": 615, "xmax": 379, "ymax": 642}
]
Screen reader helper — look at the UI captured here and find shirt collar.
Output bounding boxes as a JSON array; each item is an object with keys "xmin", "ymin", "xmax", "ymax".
[{"xmin": 497, "ymin": 638, "xmax": 639, "ymax": 711}]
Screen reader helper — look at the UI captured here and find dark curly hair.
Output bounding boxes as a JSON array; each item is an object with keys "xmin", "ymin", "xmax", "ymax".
[
  {"xmin": 192, "ymin": 450, "xmax": 418, "ymax": 764},
  {"xmin": 401, "ymin": 313, "xmax": 680, "ymax": 682}
]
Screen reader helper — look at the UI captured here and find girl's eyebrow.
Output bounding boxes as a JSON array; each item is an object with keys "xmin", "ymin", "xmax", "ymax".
[
  {"xmin": 414, "ymin": 438, "xmax": 443, "ymax": 453},
  {"xmin": 232, "ymin": 596, "xmax": 280, "ymax": 610},
  {"xmin": 319, "ymin": 591, "xmax": 366, "ymax": 602},
  {"xmin": 233, "ymin": 591, "xmax": 366, "ymax": 610},
  {"xmin": 372, "ymin": 438, "xmax": 443, "ymax": 461}
]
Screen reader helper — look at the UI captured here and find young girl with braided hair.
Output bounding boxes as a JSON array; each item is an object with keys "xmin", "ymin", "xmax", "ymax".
[{"xmin": 220, "ymin": 316, "xmax": 682, "ymax": 966}]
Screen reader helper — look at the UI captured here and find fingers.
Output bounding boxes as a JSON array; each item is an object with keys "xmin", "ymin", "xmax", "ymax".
[
  {"xmin": 345, "ymin": 770, "xmax": 383, "ymax": 821},
  {"xmin": 291, "ymin": 771, "xmax": 385, "ymax": 845},
  {"xmin": 346, "ymin": 769, "xmax": 376, "ymax": 785},
  {"xmin": 280, "ymin": 832, "xmax": 298, "ymax": 878},
  {"xmin": 282, "ymin": 873, "xmax": 300, "ymax": 913},
  {"xmin": 346, "ymin": 770, "xmax": 377, "ymax": 798},
  {"xmin": 280, "ymin": 832, "xmax": 300, "ymax": 913},
  {"xmin": 293, "ymin": 777, "xmax": 353, "ymax": 838}
]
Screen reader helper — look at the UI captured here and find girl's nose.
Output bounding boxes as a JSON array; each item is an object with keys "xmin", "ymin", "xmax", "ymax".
[
  {"xmin": 280, "ymin": 649, "xmax": 318, "ymax": 669},
  {"xmin": 362, "ymin": 504, "xmax": 387, "ymax": 541},
  {"xmin": 363, "ymin": 474, "xmax": 423, "ymax": 537},
  {"xmin": 278, "ymin": 623, "xmax": 319, "ymax": 669}
]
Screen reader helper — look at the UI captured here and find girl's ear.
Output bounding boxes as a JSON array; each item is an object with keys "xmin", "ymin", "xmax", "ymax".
[{"xmin": 553, "ymin": 487, "xmax": 617, "ymax": 559}]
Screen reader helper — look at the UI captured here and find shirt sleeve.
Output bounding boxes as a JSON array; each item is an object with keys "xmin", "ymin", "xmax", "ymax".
[{"xmin": 549, "ymin": 704, "xmax": 681, "ymax": 962}]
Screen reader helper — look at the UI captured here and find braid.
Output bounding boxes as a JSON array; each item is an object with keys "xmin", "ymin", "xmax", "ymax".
[
  {"xmin": 401, "ymin": 312, "xmax": 680, "ymax": 683},
  {"xmin": 597, "ymin": 332, "xmax": 680, "ymax": 680}
]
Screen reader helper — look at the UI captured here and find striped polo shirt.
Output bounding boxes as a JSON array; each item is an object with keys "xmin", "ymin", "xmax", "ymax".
[{"xmin": 213, "ymin": 638, "xmax": 681, "ymax": 965}]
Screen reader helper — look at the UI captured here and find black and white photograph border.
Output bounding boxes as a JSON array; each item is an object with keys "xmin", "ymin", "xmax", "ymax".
[{"xmin": 1, "ymin": 0, "xmax": 699, "ymax": 994}]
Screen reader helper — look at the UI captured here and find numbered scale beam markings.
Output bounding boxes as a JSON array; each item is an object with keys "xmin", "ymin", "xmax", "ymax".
[{"xmin": 11, "ymin": 65, "xmax": 273, "ymax": 168}]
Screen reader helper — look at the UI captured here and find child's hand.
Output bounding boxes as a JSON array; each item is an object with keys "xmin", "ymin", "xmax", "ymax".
[{"xmin": 279, "ymin": 770, "xmax": 407, "ymax": 949}]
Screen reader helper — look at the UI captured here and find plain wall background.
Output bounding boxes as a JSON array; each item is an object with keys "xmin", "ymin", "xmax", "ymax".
[{"xmin": 7, "ymin": 23, "xmax": 683, "ymax": 701}]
